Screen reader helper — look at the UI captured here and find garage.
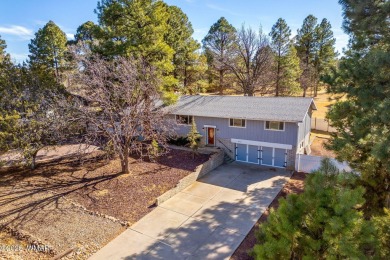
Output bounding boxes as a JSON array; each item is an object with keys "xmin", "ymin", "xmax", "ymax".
[{"xmin": 232, "ymin": 139, "xmax": 291, "ymax": 168}]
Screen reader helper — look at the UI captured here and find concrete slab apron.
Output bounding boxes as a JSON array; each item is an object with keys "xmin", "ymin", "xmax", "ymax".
[{"xmin": 90, "ymin": 164, "xmax": 292, "ymax": 260}]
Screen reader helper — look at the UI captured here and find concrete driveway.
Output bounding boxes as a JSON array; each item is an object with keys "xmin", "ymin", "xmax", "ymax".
[{"xmin": 90, "ymin": 163, "xmax": 291, "ymax": 260}]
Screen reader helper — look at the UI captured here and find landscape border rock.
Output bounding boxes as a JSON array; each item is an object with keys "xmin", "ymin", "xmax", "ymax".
[
  {"xmin": 155, "ymin": 147, "xmax": 224, "ymax": 205},
  {"xmin": 0, "ymin": 225, "xmax": 56, "ymax": 256}
]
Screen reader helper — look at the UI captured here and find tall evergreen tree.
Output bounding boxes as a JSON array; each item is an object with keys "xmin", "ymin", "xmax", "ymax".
[
  {"xmin": 202, "ymin": 17, "xmax": 236, "ymax": 94},
  {"xmin": 339, "ymin": 0, "xmax": 390, "ymax": 49},
  {"xmin": 165, "ymin": 5, "xmax": 200, "ymax": 91},
  {"xmin": 270, "ymin": 18, "xmax": 301, "ymax": 96},
  {"xmin": 253, "ymin": 159, "xmax": 380, "ymax": 259},
  {"xmin": 73, "ymin": 21, "xmax": 102, "ymax": 51},
  {"xmin": 327, "ymin": 0, "xmax": 390, "ymax": 214},
  {"xmin": 313, "ymin": 18, "xmax": 337, "ymax": 96},
  {"xmin": 295, "ymin": 15, "xmax": 318, "ymax": 97},
  {"xmin": 278, "ymin": 45, "xmax": 302, "ymax": 96},
  {"xmin": 28, "ymin": 21, "xmax": 68, "ymax": 82},
  {"xmin": 96, "ymin": 0, "xmax": 176, "ymax": 103}
]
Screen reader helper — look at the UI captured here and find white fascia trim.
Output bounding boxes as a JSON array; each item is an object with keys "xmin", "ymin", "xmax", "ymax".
[
  {"xmin": 231, "ymin": 138, "xmax": 292, "ymax": 150},
  {"xmin": 204, "ymin": 125, "xmax": 216, "ymax": 128}
]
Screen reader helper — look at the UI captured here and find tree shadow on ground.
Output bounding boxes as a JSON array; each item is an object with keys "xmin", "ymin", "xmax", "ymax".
[{"xmin": 97, "ymin": 164, "xmax": 291, "ymax": 260}]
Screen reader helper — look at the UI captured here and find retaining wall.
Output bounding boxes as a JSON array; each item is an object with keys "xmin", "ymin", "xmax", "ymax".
[{"xmin": 155, "ymin": 148, "xmax": 224, "ymax": 205}]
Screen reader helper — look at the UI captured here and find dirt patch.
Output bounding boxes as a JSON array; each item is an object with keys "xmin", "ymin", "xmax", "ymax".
[
  {"xmin": 231, "ymin": 172, "xmax": 307, "ymax": 260},
  {"xmin": 0, "ymin": 144, "xmax": 99, "ymax": 168},
  {"xmin": 0, "ymin": 148, "xmax": 210, "ymax": 259},
  {"xmin": 310, "ymin": 137, "xmax": 336, "ymax": 158}
]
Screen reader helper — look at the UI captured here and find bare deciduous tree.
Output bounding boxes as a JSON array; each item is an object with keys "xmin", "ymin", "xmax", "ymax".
[
  {"xmin": 69, "ymin": 49, "xmax": 171, "ymax": 173},
  {"xmin": 225, "ymin": 26, "xmax": 273, "ymax": 96}
]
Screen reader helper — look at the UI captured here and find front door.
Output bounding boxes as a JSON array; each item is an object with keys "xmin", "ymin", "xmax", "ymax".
[{"xmin": 207, "ymin": 127, "xmax": 215, "ymax": 145}]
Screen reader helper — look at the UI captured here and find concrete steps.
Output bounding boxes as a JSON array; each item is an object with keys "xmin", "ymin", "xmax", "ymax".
[{"xmin": 224, "ymin": 154, "xmax": 234, "ymax": 164}]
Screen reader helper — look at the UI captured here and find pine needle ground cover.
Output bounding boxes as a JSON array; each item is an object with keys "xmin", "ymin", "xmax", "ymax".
[{"xmin": 0, "ymin": 148, "xmax": 209, "ymax": 258}]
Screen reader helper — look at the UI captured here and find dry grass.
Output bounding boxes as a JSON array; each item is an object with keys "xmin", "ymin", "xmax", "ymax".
[{"xmin": 312, "ymin": 90, "xmax": 345, "ymax": 119}]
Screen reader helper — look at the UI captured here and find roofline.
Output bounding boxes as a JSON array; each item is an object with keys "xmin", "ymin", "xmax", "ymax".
[
  {"xmin": 310, "ymin": 98, "xmax": 318, "ymax": 110},
  {"xmin": 169, "ymin": 113, "xmax": 301, "ymax": 123}
]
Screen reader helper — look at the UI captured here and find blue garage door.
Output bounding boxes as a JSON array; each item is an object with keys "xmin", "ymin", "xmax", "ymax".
[
  {"xmin": 261, "ymin": 146, "xmax": 273, "ymax": 166},
  {"xmin": 236, "ymin": 144, "xmax": 247, "ymax": 161},
  {"xmin": 248, "ymin": 145, "xmax": 258, "ymax": 163},
  {"xmin": 274, "ymin": 148, "xmax": 286, "ymax": 167}
]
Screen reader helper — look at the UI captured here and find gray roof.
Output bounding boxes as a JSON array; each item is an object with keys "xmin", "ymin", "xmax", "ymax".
[{"xmin": 166, "ymin": 95, "xmax": 317, "ymax": 122}]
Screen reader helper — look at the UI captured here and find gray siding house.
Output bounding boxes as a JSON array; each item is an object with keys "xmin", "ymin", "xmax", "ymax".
[{"xmin": 166, "ymin": 95, "xmax": 317, "ymax": 169}]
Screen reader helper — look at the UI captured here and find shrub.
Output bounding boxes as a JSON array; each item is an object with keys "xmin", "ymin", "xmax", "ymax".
[
  {"xmin": 252, "ymin": 159, "xmax": 378, "ymax": 259},
  {"xmin": 168, "ymin": 136, "xmax": 189, "ymax": 146}
]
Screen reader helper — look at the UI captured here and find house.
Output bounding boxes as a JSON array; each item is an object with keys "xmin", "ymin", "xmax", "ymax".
[{"xmin": 166, "ymin": 95, "xmax": 317, "ymax": 170}]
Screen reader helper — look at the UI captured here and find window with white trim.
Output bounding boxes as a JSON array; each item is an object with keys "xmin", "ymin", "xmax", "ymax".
[
  {"xmin": 176, "ymin": 115, "xmax": 193, "ymax": 125},
  {"xmin": 229, "ymin": 118, "xmax": 246, "ymax": 128},
  {"xmin": 265, "ymin": 121, "xmax": 284, "ymax": 131}
]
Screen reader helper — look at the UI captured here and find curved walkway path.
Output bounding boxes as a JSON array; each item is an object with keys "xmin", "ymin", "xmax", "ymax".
[{"xmin": 90, "ymin": 163, "xmax": 292, "ymax": 260}]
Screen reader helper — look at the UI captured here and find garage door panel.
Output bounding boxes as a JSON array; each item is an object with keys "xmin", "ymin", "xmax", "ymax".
[
  {"xmin": 274, "ymin": 148, "xmax": 286, "ymax": 167},
  {"xmin": 248, "ymin": 145, "xmax": 258, "ymax": 163},
  {"xmin": 236, "ymin": 144, "xmax": 247, "ymax": 161},
  {"xmin": 261, "ymin": 146, "xmax": 273, "ymax": 166}
]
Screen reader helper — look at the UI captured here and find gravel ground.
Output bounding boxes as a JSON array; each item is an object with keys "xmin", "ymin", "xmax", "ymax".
[
  {"xmin": 0, "ymin": 147, "xmax": 210, "ymax": 259},
  {"xmin": 0, "ymin": 186, "xmax": 124, "ymax": 258},
  {"xmin": 0, "ymin": 231, "xmax": 50, "ymax": 260},
  {"xmin": 231, "ymin": 172, "xmax": 307, "ymax": 260}
]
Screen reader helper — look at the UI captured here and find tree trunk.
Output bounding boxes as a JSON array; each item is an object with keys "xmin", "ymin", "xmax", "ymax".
[
  {"xmin": 276, "ymin": 55, "xmax": 280, "ymax": 97},
  {"xmin": 219, "ymin": 70, "xmax": 224, "ymax": 95},
  {"xmin": 121, "ymin": 155, "xmax": 129, "ymax": 174},
  {"xmin": 120, "ymin": 146, "xmax": 130, "ymax": 174},
  {"xmin": 30, "ymin": 150, "xmax": 39, "ymax": 170}
]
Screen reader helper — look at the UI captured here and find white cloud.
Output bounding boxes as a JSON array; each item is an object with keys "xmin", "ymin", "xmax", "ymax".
[
  {"xmin": 66, "ymin": 33, "xmax": 74, "ymax": 40},
  {"xmin": 206, "ymin": 4, "xmax": 242, "ymax": 17},
  {"xmin": 0, "ymin": 25, "xmax": 33, "ymax": 39}
]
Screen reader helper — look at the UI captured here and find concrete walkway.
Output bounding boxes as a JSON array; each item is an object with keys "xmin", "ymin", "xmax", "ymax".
[{"xmin": 90, "ymin": 163, "xmax": 292, "ymax": 260}]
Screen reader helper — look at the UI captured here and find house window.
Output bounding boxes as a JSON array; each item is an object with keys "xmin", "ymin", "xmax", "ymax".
[
  {"xmin": 265, "ymin": 121, "xmax": 284, "ymax": 131},
  {"xmin": 176, "ymin": 115, "xmax": 193, "ymax": 125},
  {"xmin": 229, "ymin": 118, "xmax": 246, "ymax": 128}
]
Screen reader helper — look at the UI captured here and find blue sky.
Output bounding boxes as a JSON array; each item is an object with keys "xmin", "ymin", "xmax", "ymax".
[{"xmin": 0, "ymin": 0, "xmax": 348, "ymax": 64}]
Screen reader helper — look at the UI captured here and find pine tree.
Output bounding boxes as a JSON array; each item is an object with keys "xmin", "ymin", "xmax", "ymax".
[
  {"xmin": 187, "ymin": 118, "xmax": 201, "ymax": 158},
  {"xmin": 313, "ymin": 18, "xmax": 337, "ymax": 96},
  {"xmin": 327, "ymin": 0, "xmax": 390, "ymax": 214},
  {"xmin": 278, "ymin": 45, "xmax": 302, "ymax": 96},
  {"xmin": 202, "ymin": 17, "xmax": 236, "ymax": 94},
  {"xmin": 270, "ymin": 19, "xmax": 301, "ymax": 96},
  {"xmin": 253, "ymin": 159, "xmax": 378, "ymax": 259},
  {"xmin": 28, "ymin": 21, "xmax": 68, "ymax": 82},
  {"xmin": 96, "ymin": 0, "xmax": 176, "ymax": 103},
  {"xmin": 269, "ymin": 18, "xmax": 291, "ymax": 96},
  {"xmin": 295, "ymin": 15, "xmax": 318, "ymax": 97},
  {"xmin": 165, "ymin": 5, "xmax": 200, "ymax": 92}
]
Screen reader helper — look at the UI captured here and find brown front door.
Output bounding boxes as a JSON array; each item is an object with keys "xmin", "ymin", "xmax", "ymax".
[{"xmin": 207, "ymin": 128, "xmax": 215, "ymax": 145}]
